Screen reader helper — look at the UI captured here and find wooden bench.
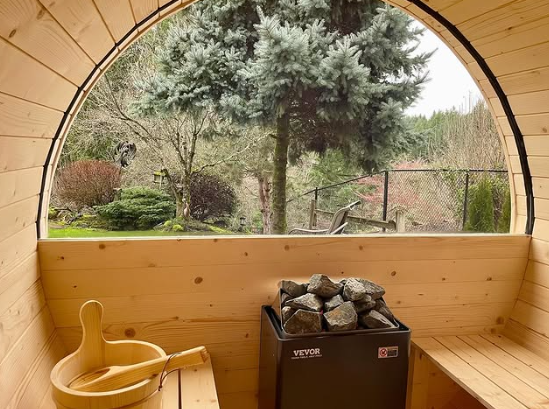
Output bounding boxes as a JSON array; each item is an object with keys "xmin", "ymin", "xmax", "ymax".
[
  {"xmin": 413, "ymin": 335, "xmax": 549, "ymax": 409},
  {"xmin": 163, "ymin": 359, "xmax": 220, "ymax": 409}
]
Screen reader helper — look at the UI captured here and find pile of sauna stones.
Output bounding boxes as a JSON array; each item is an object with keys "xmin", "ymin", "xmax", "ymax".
[{"xmin": 280, "ymin": 274, "xmax": 397, "ymax": 335}]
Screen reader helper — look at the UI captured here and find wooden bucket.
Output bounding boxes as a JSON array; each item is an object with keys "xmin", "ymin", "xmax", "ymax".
[{"xmin": 51, "ymin": 301, "xmax": 166, "ymax": 409}]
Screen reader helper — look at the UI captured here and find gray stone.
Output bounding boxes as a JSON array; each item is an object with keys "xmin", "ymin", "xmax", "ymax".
[
  {"xmin": 283, "ymin": 310, "xmax": 323, "ymax": 334},
  {"xmin": 324, "ymin": 294, "xmax": 344, "ymax": 312},
  {"xmin": 343, "ymin": 278, "xmax": 367, "ymax": 301},
  {"xmin": 359, "ymin": 310, "xmax": 396, "ymax": 329},
  {"xmin": 358, "ymin": 278, "xmax": 386, "ymax": 300},
  {"xmin": 281, "ymin": 306, "xmax": 296, "ymax": 323},
  {"xmin": 307, "ymin": 274, "xmax": 343, "ymax": 298},
  {"xmin": 285, "ymin": 293, "xmax": 323, "ymax": 312},
  {"xmin": 375, "ymin": 299, "xmax": 395, "ymax": 321},
  {"xmin": 324, "ymin": 302, "xmax": 358, "ymax": 332},
  {"xmin": 280, "ymin": 280, "xmax": 307, "ymax": 298},
  {"xmin": 354, "ymin": 295, "xmax": 376, "ymax": 313},
  {"xmin": 280, "ymin": 292, "xmax": 292, "ymax": 306}
]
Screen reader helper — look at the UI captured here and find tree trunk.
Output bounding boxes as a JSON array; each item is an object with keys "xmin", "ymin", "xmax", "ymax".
[
  {"xmin": 272, "ymin": 113, "xmax": 290, "ymax": 234},
  {"xmin": 175, "ymin": 176, "xmax": 192, "ymax": 220},
  {"xmin": 258, "ymin": 174, "xmax": 272, "ymax": 234}
]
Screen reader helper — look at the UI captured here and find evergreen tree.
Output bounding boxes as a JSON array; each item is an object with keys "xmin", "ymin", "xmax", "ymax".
[{"xmin": 136, "ymin": 0, "xmax": 431, "ymax": 233}]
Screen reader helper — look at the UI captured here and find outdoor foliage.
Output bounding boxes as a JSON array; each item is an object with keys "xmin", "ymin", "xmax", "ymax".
[
  {"xmin": 56, "ymin": 160, "xmax": 121, "ymax": 210},
  {"xmin": 465, "ymin": 178, "xmax": 495, "ymax": 233},
  {"xmin": 137, "ymin": 0, "xmax": 431, "ymax": 232},
  {"xmin": 96, "ymin": 187, "xmax": 175, "ymax": 230},
  {"xmin": 189, "ymin": 173, "xmax": 237, "ymax": 221},
  {"xmin": 497, "ymin": 190, "xmax": 511, "ymax": 233}
]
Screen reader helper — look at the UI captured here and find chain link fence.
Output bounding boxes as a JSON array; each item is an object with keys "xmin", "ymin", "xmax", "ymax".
[{"xmin": 288, "ymin": 169, "xmax": 509, "ymax": 234}]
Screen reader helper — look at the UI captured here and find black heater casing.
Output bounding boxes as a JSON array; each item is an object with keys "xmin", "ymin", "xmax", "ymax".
[{"xmin": 258, "ymin": 306, "xmax": 411, "ymax": 409}]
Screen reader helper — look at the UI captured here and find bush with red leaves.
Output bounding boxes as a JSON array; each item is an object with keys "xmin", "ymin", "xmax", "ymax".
[{"xmin": 56, "ymin": 160, "xmax": 121, "ymax": 210}]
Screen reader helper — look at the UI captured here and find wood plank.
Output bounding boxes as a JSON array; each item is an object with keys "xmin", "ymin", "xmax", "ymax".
[
  {"xmin": 534, "ymin": 198, "xmax": 549, "ymax": 220},
  {"xmin": 0, "ymin": 280, "xmax": 47, "ymax": 365},
  {"xmin": 524, "ymin": 260, "xmax": 549, "ymax": 289},
  {"xmin": 46, "ymin": 280, "xmax": 521, "ymax": 328},
  {"xmin": 533, "ymin": 218, "xmax": 549, "ymax": 241},
  {"xmin": 524, "ymin": 135, "xmax": 549, "ymax": 156},
  {"xmin": 217, "ymin": 392, "xmax": 256, "ymax": 409},
  {"xmin": 480, "ymin": 334, "xmax": 549, "ymax": 379},
  {"xmin": 495, "ymin": 66, "xmax": 549, "ymax": 96},
  {"xmin": 413, "ymin": 337, "xmax": 527, "ymax": 409},
  {"xmin": 529, "ymin": 238, "xmax": 549, "ymax": 265},
  {"xmin": 516, "ymin": 113, "xmax": 549, "ymax": 136},
  {"xmin": 458, "ymin": 0, "xmax": 549, "ymax": 43},
  {"xmin": 435, "ymin": 335, "xmax": 548, "ymax": 408},
  {"xmin": 519, "ymin": 280, "xmax": 549, "ymax": 313},
  {"xmin": 0, "ymin": 225, "xmax": 37, "ymax": 280},
  {"xmin": 508, "ymin": 155, "xmax": 522, "ymax": 174},
  {"xmin": 516, "ymin": 195, "xmax": 527, "ymax": 216},
  {"xmin": 505, "ymin": 137, "xmax": 518, "ymax": 156},
  {"xmin": 0, "ymin": 0, "xmax": 95, "ymax": 84},
  {"xmin": 0, "ymin": 137, "xmax": 51, "ymax": 172},
  {"xmin": 487, "ymin": 41, "xmax": 549, "ymax": 78},
  {"xmin": 40, "ymin": 258, "xmax": 527, "ymax": 299},
  {"xmin": 510, "ymin": 90, "xmax": 549, "ymax": 116},
  {"xmin": 37, "ymin": 235, "xmax": 531, "ymax": 271},
  {"xmin": 130, "ymin": 0, "xmax": 159, "ymax": 23},
  {"xmin": 7, "ymin": 332, "xmax": 65, "ymax": 409},
  {"xmin": 503, "ymin": 319, "xmax": 549, "ymax": 362},
  {"xmin": 527, "ymin": 156, "xmax": 549, "ymax": 177},
  {"xmin": 0, "ymin": 37, "xmax": 75, "ymax": 110},
  {"xmin": 510, "ymin": 300, "xmax": 549, "ymax": 337},
  {"xmin": 514, "ymin": 174, "xmax": 526, "ymax": 196},
  {"xmin": 94, "ymin": 0, "xmax": 135, "ymax": 42},
  {"xmin": 0, "ymin": 252, "xmax": 40, "ymax": 314},
  {"xmin": 533, "ymin": 177, "xmax": 549, "ymax": 199},
  {"xmin": 38, "ymin": 0, "xmax": 114, "ymax": 63},
  {"xmin": 440, "ymin": 0, "xmax": 514, "ymax": 26},
  {"xmin": 0, "ymin": 307, "xmax": 55, "ymax": 409},
  {"xmin": 459, "ymin": 334, "xmax": 549, "ymax": 399},
  {"xmin": 473, "ymin": 17, "xmax": 549, "ymax": 60},
  {"xmin": 163, "ymin": 360, "xmax": 220, "ymax": 409},
  {"xmin": 0, "ymin": 196, "xmax": 39, "ymax": 243},
  {"xmin": 0, "ymin": 92, "xmax": 62, "ymax": 138},
  {"xmin": 0, "ymin": 167, "xmax": 43, "ymax": 209}
]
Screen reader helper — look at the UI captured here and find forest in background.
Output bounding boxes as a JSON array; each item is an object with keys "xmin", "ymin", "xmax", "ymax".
[{"xmin": 49, "ymin": 1, "xmax": 508, "ymax": 237}]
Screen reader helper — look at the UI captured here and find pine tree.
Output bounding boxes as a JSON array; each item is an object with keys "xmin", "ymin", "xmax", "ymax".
[{"xmin": 136, "ymin": 0, "xmax": 431, "ymax": 233}]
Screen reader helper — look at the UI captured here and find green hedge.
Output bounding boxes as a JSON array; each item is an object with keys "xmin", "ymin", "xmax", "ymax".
[{"xmin": 96, "ymin": 187, "xmax": 175, "ymax": 230}]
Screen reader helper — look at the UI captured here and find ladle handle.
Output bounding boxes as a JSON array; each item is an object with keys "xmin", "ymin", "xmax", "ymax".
[{"xmin": 78, "ymin": 300, "xmax": 107, "ymax": 370}]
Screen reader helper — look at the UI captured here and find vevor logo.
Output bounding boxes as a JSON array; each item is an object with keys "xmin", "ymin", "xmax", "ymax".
[{"xmin": 291, "ymin": 348, "xmax": 322, "ymax": 359}]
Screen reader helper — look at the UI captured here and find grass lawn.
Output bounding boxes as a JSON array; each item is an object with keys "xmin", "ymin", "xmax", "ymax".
[{"xmin": 48, "ymin": 226, "xmax": 234, "ymax": 238}]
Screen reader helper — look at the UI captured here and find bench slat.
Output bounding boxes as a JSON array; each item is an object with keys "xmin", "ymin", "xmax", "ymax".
[
  {"xmin": 163, "ymin": 359, "xmax": 219, "ymax": 409},
  {"xmin": 413, "ymin": 337, "xmax": 527, "ymax": 409},
  {"xmin": 459, "ymin": 335, "xmax": 549, "ymax": 399}
]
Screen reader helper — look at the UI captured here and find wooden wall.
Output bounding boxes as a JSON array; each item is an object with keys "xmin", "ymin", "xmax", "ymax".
[
  {"xmin": 1, "ymin": 0, "xmax": 549, "ymax": 408},
  {"xmin": 39, "ymin": 235, "xmax": 529, "ymax": 409}
]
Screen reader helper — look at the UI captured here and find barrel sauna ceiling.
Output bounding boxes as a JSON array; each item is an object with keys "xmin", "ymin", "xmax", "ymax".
[{"xmin": 1, "ymin": 1, "xmax": 549, "ymax": 408}]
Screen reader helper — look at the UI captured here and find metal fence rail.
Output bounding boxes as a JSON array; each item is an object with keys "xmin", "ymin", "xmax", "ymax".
[{"xmin": 289, "ymin": 169, "xmax": 509, "ymax": 234}]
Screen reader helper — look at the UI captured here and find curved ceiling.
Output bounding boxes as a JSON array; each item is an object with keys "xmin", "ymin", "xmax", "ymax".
[{"xmin": 1, "ymin": 0, "xmax": 547, "ymax": 239}]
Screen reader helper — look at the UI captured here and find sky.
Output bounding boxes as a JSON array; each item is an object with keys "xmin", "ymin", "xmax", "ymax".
[{"xmin": 405, "ymin": 21, "xmax": 482, "ymax": 117}]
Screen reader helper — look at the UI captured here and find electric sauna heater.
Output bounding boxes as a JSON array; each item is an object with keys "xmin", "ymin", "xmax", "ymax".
[{"xmin": 258, "ymin": 277, "xmax": 411, "ymax": 409}]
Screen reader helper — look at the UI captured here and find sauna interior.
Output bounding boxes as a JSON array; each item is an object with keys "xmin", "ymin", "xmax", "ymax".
[{"xmin": 1, "ymin": 0, "xmax": 549, "ymax": 408}]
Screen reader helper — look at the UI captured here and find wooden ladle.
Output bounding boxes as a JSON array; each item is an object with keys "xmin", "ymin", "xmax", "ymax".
[
  {"xmin": 68, "ymin": 300, "xmax": 209, "ymax": 393},
  {"xmin": 70, "ymin": 346, "xmax": 209, "ymax": 392}
]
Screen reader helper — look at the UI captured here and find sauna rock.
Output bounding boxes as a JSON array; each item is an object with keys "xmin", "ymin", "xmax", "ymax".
[{"xmin": 279, "ymin": 274, "xmax": 397, "ymax": 334}]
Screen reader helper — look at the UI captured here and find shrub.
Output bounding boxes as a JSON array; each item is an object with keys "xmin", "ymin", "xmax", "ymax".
[
  {"xmin": 190, "ymin": 173, "xmax": 237, "ymax": 221},
  {"xmin": 465, "ymin": 178, "xmax": 495, "ymax": 233},
  {"xmin": 56, "ymin": 160, "xmax": 121, "ymax": 210},
  {"xmin": 96, "ymin": 187, "xmax": 175, "ymax": 230},
  {"xmin": 497, "ymin": 191, "xmax": 511, "ymax": 233}
]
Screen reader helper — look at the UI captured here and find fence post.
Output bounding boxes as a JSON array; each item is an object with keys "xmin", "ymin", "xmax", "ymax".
[
  {"xmin": 308, "ymin": 199, "xmax": 316, "ymax": 229},
  {"xmin": 462, "ymin": 172, "xmax": 470, "ymax": 229},
  {"xmin": 382, "ymin": 171, "xmax": 389, "ymax": 232},
  {"xmin": 395, "ymin": 210, "xmax": 405, "ymax": 233}
]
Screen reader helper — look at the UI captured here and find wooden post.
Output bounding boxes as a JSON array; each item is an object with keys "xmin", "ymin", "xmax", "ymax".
[
  {"xmin": 395, "ymin": 210, "xmax": 405, "ymax": 233},
  {"xmin": 308, "ymin": 199, "xmax": 316, "ymax": 229}
]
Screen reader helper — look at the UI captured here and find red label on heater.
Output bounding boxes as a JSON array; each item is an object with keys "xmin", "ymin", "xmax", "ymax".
[{"xmin": 378, "ymin": 346, "xmax": 398, "ymax": 358}]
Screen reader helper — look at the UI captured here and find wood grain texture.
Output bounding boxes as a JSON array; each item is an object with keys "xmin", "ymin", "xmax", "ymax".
[
  {"xmin": 0, "ymin": 137, "xmax": 51, "ymax": 172},
  {"xmin": 0, "ymin": 196, "xmax": 39, "ymax": 243},
  {"xmin": 94, "ymin": 0, "xmax": 135, "ymax": 42},
  {"xmin": 0, "ymin": 167, "xmax": 43, "ymax": 209},
  {"xmin": 38, "ymin": 0, "xmax": 114, "ymax": 64},
  {"xmin": 130, "ymin": 0, "xmax": 159, "ymax": 23},
  {"xmin": 0, "ymin": 0, "xmax": 95, "ymax": 84}
]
